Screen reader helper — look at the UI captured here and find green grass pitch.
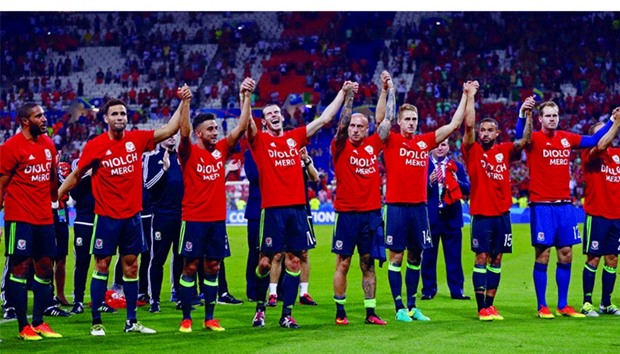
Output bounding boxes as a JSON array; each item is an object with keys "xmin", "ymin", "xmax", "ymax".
[{"xmin": 1, "ymin": 224, "xmax": 618, "ymax": 353}]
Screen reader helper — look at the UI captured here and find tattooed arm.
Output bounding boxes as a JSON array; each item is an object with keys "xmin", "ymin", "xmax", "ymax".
[
  {"xmin": 334, "ymin": 86, "xmax": 356, "ymax": 155},
  {"xmin": 377, "ymin": 84, "xmax": 396, "ymax": 144}
]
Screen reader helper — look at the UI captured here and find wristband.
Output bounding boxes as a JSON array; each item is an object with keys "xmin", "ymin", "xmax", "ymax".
[{"xmin": 52, "ymin": 201, "xmax": 59, "ymax": 209}]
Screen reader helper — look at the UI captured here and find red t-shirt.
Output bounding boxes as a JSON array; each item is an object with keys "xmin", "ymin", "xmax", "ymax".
[
  {"xmin": 250, "ymin": 127, "xmax": 308, "ymax": 208},
  {"xmin": 0, "ymin": 133, "xmax": 57, "ymax": 224},
  {"xmin": 462, "ymin": 142, "xmax": 513, "ymax": 216},
  {"xmin": 582, "ymin": 147, "xmax": 620, "ymax": 219},
  {"xmin": 526, "ymin": 130, "xmax": 581, "ymax": 202},
  {"xmin": 331, "ymin": 134, "xmax": 384, "ymax": 212},
  {"xmin": 78, "ymin": 130, "xmax": 155, "ymax": 219},
  {"xmin": 384, "ymin": 131, "xmax": 437, "ymax": 204},
  {"xmin": 180, "ymin": 139, "xmax": 229, "ymax": 222}
]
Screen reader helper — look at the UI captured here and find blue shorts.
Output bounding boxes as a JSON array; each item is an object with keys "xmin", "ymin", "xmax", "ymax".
[
  {"xmin": 179, "ymin": 220, "xmax": 231, "ymax": 260},
  {"xmin": 385, "ymin": 204, "xmax": 432, "ymax": 252},
  {"xmin": 583, "ymin": 214, "xmax": 620, "ymax": 256},
  {"xmin": 471, "ymin": 213, "xmax": 513, "ymax": 255},
  {"xmin": 530, "ymin": 203, "xmax": 580, "ymax": 247},
  {"xmin": 73, "ymin": 222, "xmax": 93, "ymax": 257},
  {"xmin": 260, "ymin": 206, "xmax": 315, "ymax": 254},
  {"xmin": 4, "ymin": 221, "xmax": 56, "ymax": 258},
  {"xmin": 54, "ymin": 212, "xmax": 69, "ymax": 258},
  {"xmin": 332, "ymin": 210, "xmax": 383, "ymax": 256},
  {"xmin": 91, "ymin": 213, "xmax": 146, "ymax": 256}
]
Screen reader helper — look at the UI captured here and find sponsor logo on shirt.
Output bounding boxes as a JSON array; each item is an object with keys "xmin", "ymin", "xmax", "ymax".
[
  {"xmin": 28, "ymin": 154, "xmax": 35, "ymax": 160},
  {"xmin": 24, "ymin": 160, "xmax": 52, "ymax": 182},
  {"xmin": 268, "ymin": 147, "xmax": 299, "ymax": 167},
  {"xmin": 102, "ymin": 152, "xmax": 139, "ymax": 176},
  {"xmin": 270, "ymin": 142, "xmax": 276, "ymax": 148},
  {"xmin": 17, "ymin": 239, "xmax": 27, "ymax": 250},
  {"xmin": 399, "ymin": 147, "xmax": 428, "ymax": 167},
  {"xmin": 105, "ymin": 150, "xmax": 112, "ymax": 156},
  {"xmin": 195, "ymin": 160, "xmax": 224, "ymax": 181},
  {"xmin": 542, "ymin": 148, "xmax": 570, "ymax": 166}
]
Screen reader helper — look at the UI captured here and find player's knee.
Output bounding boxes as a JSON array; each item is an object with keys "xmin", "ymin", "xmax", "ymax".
[
  {"xmin": 10, "ymin": 256, "xmax": 32, "ymax": 277},
  {"xmin": 205, "ymin": 260, "xmax": 220, "ymax": 275},
  {"xmin": 604, "ymin": 255, "xmax": 618, "ymax": 268},
  {"xmin": 475, "ymin": 253, "xmax": 488, "ymax": 265}
]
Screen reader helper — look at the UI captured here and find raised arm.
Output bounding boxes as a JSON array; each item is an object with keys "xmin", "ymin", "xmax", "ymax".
[
  {"xmin": 177, "ymin": 85, "xmax": 193, "ymax": 159},
  {"xmin": 306, "ymin": 81, "xmax": 357, "ymax": 138},
  {"xmin": 589, "ymin": 107, "xmax": 620, "ymax": 159},
  {"xmin": 513, "ymin": 110, "xmax": 533, "ymax": 153},
  {"xmin": 227, "ymin": 78, "xmax": 255, "ymax": 149},
  {"xmin": 435, "ymin": 80, "xmax": 478, "ymax": 143},
  {"xmin": 154, "ymin": 85, "xmax": 192, "ymax": 144},
  {"xmin": 334, "ymin": 82, "xmax": 356, "ymax": 151},
  {"xmin": 377, "ymin": 81, "xmax": 396, "ymax": 144},
  {"xmin": 375, "ymin": 71, "xmax": 392, "ymax": 126},
  {"xmin": 462, "ymin": 81, "xmax": 478, "ymax": 148},
  {"xmin": 515, "ymin": 95, "xmax": 536, "ymax": 140}
]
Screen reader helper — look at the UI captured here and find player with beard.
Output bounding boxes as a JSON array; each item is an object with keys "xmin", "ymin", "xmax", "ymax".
[
  {"xmin": 462, "ymin": 92, "xmax": 533, "ymax": 321},
  {"xmin": 58, "ymin": 85, "xmax": 192, "ymax": 336},
  {"xmin": 177, "ymin": 78, "xmax": 254, "ymax": 332},
  {"xmin": 0, "ymin": 103, "xmax": 61, "ymax": 340},
  {"xmin": 249, "ymin": 81, "xmax": 355, "ymax": 329},
  {"xmin": 579, "ymin": 109, "xmax": 620, "ymax": 316}
]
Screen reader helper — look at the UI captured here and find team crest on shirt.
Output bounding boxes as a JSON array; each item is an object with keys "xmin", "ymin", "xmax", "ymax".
[
  {"xmin": 44, "ymin": 149, "xmax": 52, "ymax": 160},
  {"xmin": 495, "ymin": 153, "xmax": 504, "ymax": 163},
  {"xmin": 154, "ymin": 232, "xmax": 161, "ymax": 241},
  {"xmin": 185, "ymin": 241, "xmax": 193, "ymax": 252},
  {"xmin": 537, "ymin": 232, "xmax": 545, "ymax": 242},
  {"xmin": 265, "ymin": 237, "xmax": 273, "ymax": 247},
  {"xmin": 335, "ymin": 240, "xmax": 343, "ymax": 250},
  {"xmin": 125, "ymin": 142, "xmax": 136, "ymax": 152},
  {"xmin": 95, "ymin": 239, "xmax": 103, "ymax": 249},
  {"xmin": 472, "ymin": 239, "xmax": 479, "ymax": 248},
  {"xmin": 286, "ymin": 138, "xmax": 297, "ymax": 148},
  {"xmin": 364, "ymin": 145, "xmax": 374, "ymax": 155},
  {"xmin": 417, "ymin": 141, "xmax": 428, "ymax": 149},
  {"xmin": 560, "ymin": 138, "xmax": 570, "ymax": 148},
  {"xmin": 591, "ymin": 241, "xmax": 599, "ymax": 250},
  {"xmin": 17, "ymin": 239, "xmax": 26, "ymax": 250},
  {"xmin": 386, "ymin": 235, "xmax": 393, "ymax": 245},
  {"xmin": 613, "ymin": 155, "xmax": 620, "ymax": 164},
  {"xmin": 212, "ymin": 149, "xmax": 222, "ymax": 159},
  {"xmin": 76, "ymin": 237, "xmax": 83, "ymax": 246}
]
